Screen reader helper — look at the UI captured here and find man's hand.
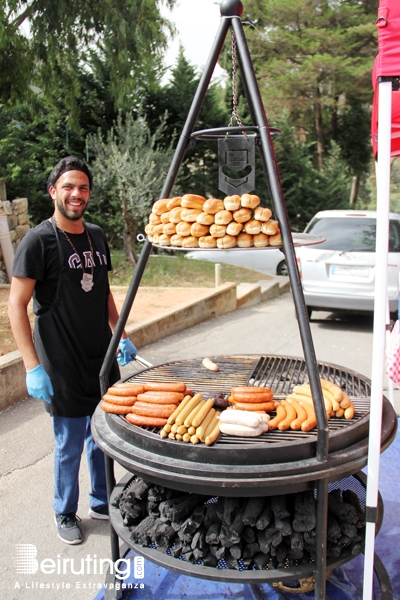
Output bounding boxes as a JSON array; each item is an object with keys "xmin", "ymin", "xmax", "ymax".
[
  {"xmin": 26, "ymin": 364, "xmax": 54, "ymax": 403},
  {"xmin": 118, "ymin": 338, "xmax": 137, "ymax": 366}
]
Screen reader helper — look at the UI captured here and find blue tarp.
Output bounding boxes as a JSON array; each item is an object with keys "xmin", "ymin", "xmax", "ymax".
[{"xmin": 94, "ymin": 419, "xmax": 400, "ymax": 600}]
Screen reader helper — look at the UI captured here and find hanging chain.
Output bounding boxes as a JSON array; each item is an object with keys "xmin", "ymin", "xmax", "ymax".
[{"xmin": 228, "ymin": 30, "xmax": 244, "ymax": 128}]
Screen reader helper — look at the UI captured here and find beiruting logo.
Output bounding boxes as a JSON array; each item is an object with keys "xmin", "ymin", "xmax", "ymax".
[{"xmin": 15, "ymin": 544, "xmax": 144, "ymax": 580}]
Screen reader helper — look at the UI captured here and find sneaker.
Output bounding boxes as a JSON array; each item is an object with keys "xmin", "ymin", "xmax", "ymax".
[
  {"xmin": 88, "ymin": 505, "xmax": 109, "ymax": 520},
  {"xmin": 54, "ymin": 513, "xmax": 82, "ymax": 545}
]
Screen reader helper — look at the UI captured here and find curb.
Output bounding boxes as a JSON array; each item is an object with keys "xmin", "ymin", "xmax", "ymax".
[{"xmin": 0, "ymin": 277, "xmax": 290, "ymax": 411}]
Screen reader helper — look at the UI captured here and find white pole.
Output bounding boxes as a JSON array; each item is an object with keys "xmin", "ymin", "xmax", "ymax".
[
  {"xmin": 215, "ymin": 263, "xmax": 221, "ymax": 288},
  {"xmin": 362, "ymin": 80, "xmax": 392, "ymax": 600}
]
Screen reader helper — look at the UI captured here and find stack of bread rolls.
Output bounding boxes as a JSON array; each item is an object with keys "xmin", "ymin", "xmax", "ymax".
[{"xmin": 144, "ymin": 193, "xmax": 282, "ymax": 249}]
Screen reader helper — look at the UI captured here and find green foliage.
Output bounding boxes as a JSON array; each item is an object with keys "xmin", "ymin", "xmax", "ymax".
[{"xmin": 88, "ymin": 111, "xmax": 174, "ymax": 247}]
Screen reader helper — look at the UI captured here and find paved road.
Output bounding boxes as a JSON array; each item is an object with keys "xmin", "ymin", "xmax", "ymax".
[{"xmin": 1, "ymin": 291, "xmax": 397, "ymax": 599}]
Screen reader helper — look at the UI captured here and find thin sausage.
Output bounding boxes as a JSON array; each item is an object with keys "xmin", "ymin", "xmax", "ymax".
[
  {"xmin": 137, "ymin": 391, "xmax": 184, "ymax": 403},
  {"xmin": 231, "ymin": 386, "xmax": 271, "ymax": 394},
  {"xmin": 131, "ymin": 403, "xmax": 177, "ymax": 418},
  {"xmin": 126, "ymin": 413, "xmax": 168, "ymax": 427},
  {"xmin": 268, "ymin": 404, "xmax": 287, "ymax": 431},
  {"xmin": 100, "ymin": 401, "xmax": 134, "ymax": 414},
  {"xmin": 299, "ymin": 402, "xmax": 317, "ymax": 432},
  {"xmin": 107, "ymin": 383, "xmax": 144, "ymax": 396},
  {"xmin": 102, "ymin": 393, "xmax": 137, "ymax": 406},
  {"xmin": 232, "ymin": 400, "xmax": 275, "ymax": 412},
  {"xmin": 144, "ymin": 382, "xmax": 186, "ymax": 393},
  {"xmin": 278, "ymin": 400, "xmax": 297, "ymax": 431},
  {"xmin": 286, "ymin": 398, "xmax": 307, "ymax": 430},
  {"xmin": 231, "ymin": 391, "xmax": 273, "ymax": 403}
]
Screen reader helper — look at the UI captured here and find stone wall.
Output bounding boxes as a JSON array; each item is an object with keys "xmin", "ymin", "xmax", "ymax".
[{"xmin": 0, "ymin": 197, "xmax": 30, "ymax": 283}]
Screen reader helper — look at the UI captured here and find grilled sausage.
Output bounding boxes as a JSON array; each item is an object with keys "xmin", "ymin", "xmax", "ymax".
[{"xmin": 126, "ymin": 413, "xmax": 168, "ymax": 427}]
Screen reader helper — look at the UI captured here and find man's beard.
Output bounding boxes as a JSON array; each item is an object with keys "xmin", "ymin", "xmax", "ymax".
[{"xmin": 56, "ymin": 198, "xmax": 87, "ymax": 221}]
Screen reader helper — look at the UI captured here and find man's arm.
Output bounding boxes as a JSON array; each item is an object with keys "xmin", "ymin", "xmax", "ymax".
[
  {"xmin": 8, "ymin": 276, "xmax": 40, "ymax": 370},
  {"xmin": 107, "ymin": 289, "xmax": 128, "ymax": 340},
  {"xmin": 108, "ymin": 289, "xmax": 137, "ymax": 364}
]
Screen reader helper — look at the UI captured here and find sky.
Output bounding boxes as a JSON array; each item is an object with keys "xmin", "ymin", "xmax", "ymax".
[{"xmin": 160, "ymin": 0, "xmax": 227, "ymax": 84}]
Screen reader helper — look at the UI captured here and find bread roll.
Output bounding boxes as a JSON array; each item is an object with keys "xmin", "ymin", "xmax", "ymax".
[
  {"xmin": 217, "ymin": 235, "xmax": 237, "ymax": 249},
  {"xmin": 269, "ymin": 232, "xmax": 282, "ymax": 246},
  {"xmin": 169, "ymin": 206, "xmax": 184, "ymax": 223},
  {"xmin": 237, "ymin": 233, "xmax": 253, "ymax": 248},
  {"xmin": 163, "ymin": 222, "xmax": 176, "ymax": 236},
  {"xmin": 152, "ymin": 198, "xmax": 169, "ymax": 215},
  {"xmin": 181, "ymin": 194, "xmax": 206, "ymax": 210},
  {"xmin": 158, "ymin": 234, "xmax": 171, "ymax": 246},
  {"xmin": 209, "ymin": 223, "xmax": 227, "ymax": 238},
  {"xmin": 233, "ymin": 207, "xmax": 253, "ymax": 223},
  {"xmin": 182, "ymin": 236, "xmax": 199, "ymax": 248},
  {"xmin": 241, "ymin": 194, "xmax": 260, "ymax": 209},
  {"xmin": 261, "ymin": 219, "xmax": 279, "ymax": 235},
  {"xmin": 151, "ymin": 233, "xmax": 159, "ymax": 244},
  {"xmin": 166, "ymin": 197, "xmax": 182, "ymax": 210},
  {"xmin": 224, "ymin": 195, "xmax": 241, "ymax": 211},
  {"xmin": 170, "ymin": 234, "xmax": 184, "ymax": 247},
  {"xmin": 153, "ymin": 223, "xmax": 164, "ymax": 235},
  {"xmin": 198, "ymin": 235, "xmax": 217, "ymax": 248},
  {"xmin": 160, "ymin": 211, "xmax": 171, "ymax": 224},
  {"xmin": 180, "ymin": 208, "xmax": 202, "ymax": 222},
  {"xmin": 226, "ymin": 221, "xmax": 243, "ymax": 236},
  {"xmin": 244, "ymin": 219, "xmax": 261, "ymax": 235},
  {"xmin": 254, "ymin": 206, "xmax": 272, "ymax": 221},
  {"xmin": 196, "ymin": 212, "xmax": 214, "ymax": 225},
  {"xmin": 149, "ymin": 212, "xmax": 162, "ymax": 225},
  {"xmin": 203, "ymin": 198, "xmax": 224, "ymax": 214},
  {"xmin": 190, "ymin": 222, "xmax": 209, "ymax": 237},
  {"xmin": 253, "ymin": 232, "xmax": 269, "ymax": 247},
  {"xmin": 144, "ymin": 223, "xmax": 154, "ymax": 235},
  {"xmin": 214, "ymin": 210, "xmax": 233, "ymax": 225},
  {"xmin": 176, "ymin": 221, "xmax": 191, "ymax": 236},
  {"xmin": 147, "ymin": 234, "xmax": 153, "ymax": 242}
]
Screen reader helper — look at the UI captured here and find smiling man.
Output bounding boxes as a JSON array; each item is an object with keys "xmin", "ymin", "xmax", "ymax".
[{"xmin": 8, "ymin": 156, "xmax": 138, "ymax": 545}]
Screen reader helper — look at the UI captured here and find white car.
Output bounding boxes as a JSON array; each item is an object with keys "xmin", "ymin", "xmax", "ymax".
[
  {"xmin": 296, "ymin": 209, "xmax": 400, "ymax": 319},
  {"xmin": 184, "ymin": 247, "xmax": 287, "ymax": 276}
]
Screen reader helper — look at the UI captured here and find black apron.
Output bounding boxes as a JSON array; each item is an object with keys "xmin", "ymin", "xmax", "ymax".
[{"xmin": 34, "ymin": 218, "xmax": 119, "ymax": 417}]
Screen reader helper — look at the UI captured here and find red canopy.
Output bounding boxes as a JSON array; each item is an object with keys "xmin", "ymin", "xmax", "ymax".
[{"xmin": 371, "ymin": 0, "xmax": 400, "ymax": 158}]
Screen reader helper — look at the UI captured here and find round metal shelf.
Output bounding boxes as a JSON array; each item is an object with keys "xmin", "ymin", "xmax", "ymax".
[{"xmin": 150, "ymin": 233, "xmax": 324, "ymax": 252}]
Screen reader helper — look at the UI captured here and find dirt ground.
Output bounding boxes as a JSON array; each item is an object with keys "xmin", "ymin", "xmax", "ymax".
[{"xmin": 0, "ymin": 285, "xmax": 208, "ymax": 357}]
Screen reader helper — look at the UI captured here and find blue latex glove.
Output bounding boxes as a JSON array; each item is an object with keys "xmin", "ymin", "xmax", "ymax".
[
  {"xmin": 26, "ymin": 364, "xmax": 54, "ymax": 403},
  {"xmin": 118, "ymin": 338, "xmax": 137, "ymax": 366}
]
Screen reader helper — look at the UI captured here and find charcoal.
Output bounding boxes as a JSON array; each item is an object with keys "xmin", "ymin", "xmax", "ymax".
[
  {"xmin": 171, "ymin": 521, "xmax": 181, "ymax": 532},
  {"xmin": 216, "ymin": 498, "xmax": 225, "ymax": 522},
  {"xmin": 222, "ymin": 497, "xmax": 242, "ymax": 525},
  {"xmin": 257, "ymin": 530, "xmax": 273, "ymax": 555},
  {"xmin": 271, "ymin": 495, "xmax": 290, "ymax": 520},
  {"xmin": 120, "ymin": 500, "xmax": 147, "ymax": 527},
  {"xmin": 209, "ymin": 545, "xmax": 225, "ymax": 559},
  {"xmin": 242, "ymin": 556, "xmax": 253, "ymax": 570},
  {"xmin": 328, "ymin": 490, "xmax": 358, "ymax": 525},
  {"xmin": 124, "ymin": 478, "xmax": 152, "ymax": 501},
  {"xmin": 327, "ymin": 514, "xmax": 341, "ymax": 543},
  {"xmin": 287, "ymin": 547, "xmax": 304, "ymax": 561},
  {"xmin": 271, "ymin": 530, "xmax": 283, "ymax": 548},
  {"xmin": 147, "ymin": 488, "xmax": 165, "ymax": 517},
  {"xmin": 225, "ymin": 553, "xmax": 240, "ymax": 570},
  {"xmin": 274, "ymin": 516, "xmax": 292, "ymax": 536},
  {"xmin": 302, "ymin": 528, "xmax": 316, "ymax": 546},
  {"xmin": 204, "ymin": 502, "xmax": 220, "ymax": 529},
  {"xmin": 205, "ymin": 522, "xmax": 221, "ymax": 545},
  {"xmin": 146, "ymin": 500, "xmax": 161, "ymax": 518},
  {"xmin": 177, "ymin": 528, "xmax": 193, "ymax": 544},
  {"xmin": 159, "ymin": 494, "xmax": 204, "ymax": 522},
  {"xmin": 349, "ymin": 541, "xmax": 362, "ymax": 556},
  {"xmin": 181, "ymin": 505, "xmax": 206, "ymax": 535},
  {"xmin": 170, "ymin": 540, "xmax": 183, "ymax": 558},
  {"xmin": 292, "ymin": 491, "xmax": 316, "ymax": 532},
  {"xmin": 182, "ymin": 549, "xmax": 193, "ymax": 561},
  {"xmin": 130, "ymin": 516, "xmax": 157, "ymax": 545},
  {"xmin": 191, "ymin": 528, "xmax": 205, "ymax": 550},
  {"xmin": 196, "ymin": 527, "xmax": 207, "ymax": 551},
  {"xmin": 242, "ymin": 525, "xmax": 257, "ymax": 544},
  {"xmin": 342, "ymin": 488, "xmax": 364, "ymax": 518},
  {"xmin": 147, "ymin": 517, "xmax": 163, "ymax": 544},
  {"xmin": 253, "ymin": 552, "xmax": 269, "ymax": 570},
  {"xmin": 155, "ymin": 523, "xmax": 176, "ymax": 548},
  {"xmin": 271, "ymin": 540, "xmax": 288, "ymax": 563},
  {"xmin": 340, "ymin": 522, "xmax": 358, "ymax": 540},
  {"xmin": 229, "ymin": 541, "xmax": 243, "ymax": 559},
  {"xmin": 192, "ymin": 547, "xmax": 206, "ymax": 561},
  {"xmin": 290, "ymin": 531, "xmax": 304, "ymax": 552},
  {"xmin": 203, "ymin": 552, "xmax": 218, "ymax": 567},
  {"xmin": 303, "ymin": 542, "xmax": 316, "ymax": 559},
  {"xmin": 268, "ymin": 556, "xmax": 278, "ymax": 569},
  {"xmin": 218, "ymin": 523, "xmax": 236, "ymax": 548},
  {"xmin": 229, "ymin": 503, "xmax": 247, "ymax": 537},
  {"xmin": 242, "ymin": 497, "xmax": 265, "ymax": 527},
  {"xmin": 165, "ymin": 487, "xmax": 182, "ymax": 499},
  {"xmin": 327, "ymin": 543, "xmax": 342, "ymax": 559},
  {"xmin": 256, "ymin": 502, "xmax": 273, "ymax": 530}
]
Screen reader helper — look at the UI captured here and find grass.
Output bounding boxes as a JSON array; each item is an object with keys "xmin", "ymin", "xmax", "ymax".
[{"xmin": 109, "ymin": 249, "xmax": 272, "ymax": 288}]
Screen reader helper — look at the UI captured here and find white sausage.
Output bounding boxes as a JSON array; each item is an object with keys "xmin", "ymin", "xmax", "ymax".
[
  {"xmin": 219, "ymin": 423, "xmax": 265, "ymax": 437},
  {"xmin": 219, "ymin": 409, "xmax": 263, "ymax": 428}
]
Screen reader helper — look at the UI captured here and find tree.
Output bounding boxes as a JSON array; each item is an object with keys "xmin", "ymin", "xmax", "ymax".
[
  {"xmin": 88, "ymin": 111, "xmax": 173, "ymax": 263},
  {"xmin": 242, "ymin": 0, "xmax": 377, "ymax": 182},
  {"xmin": 1, "ymin": 0, "xmax": 176, "ymax": 117}
]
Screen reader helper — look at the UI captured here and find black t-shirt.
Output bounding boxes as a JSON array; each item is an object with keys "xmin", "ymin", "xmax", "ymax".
[{"xmin": 13, "ymin": 220, "xmax": 112, "ymax": 315}]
